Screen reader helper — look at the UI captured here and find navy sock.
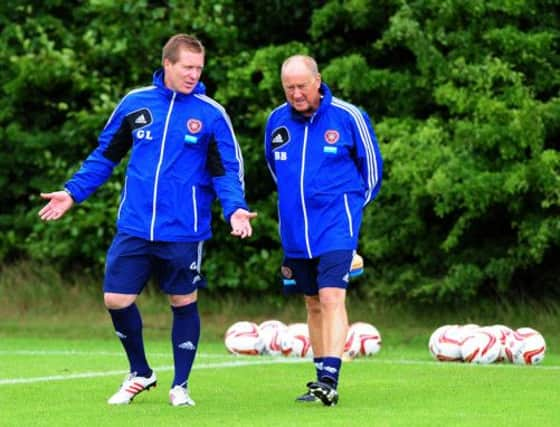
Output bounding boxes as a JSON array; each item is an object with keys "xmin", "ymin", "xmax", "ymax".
[
  {"xmin": 108, "ymin": 304, "xmax": 151, "ymax": 377},
  {"xmin": 313, "ymin": 357, "xmax": 324, "ymax": 381},
  {"xmin": 171, "ymin": 302, "xmax": 200, "ymax": 388},
  {"xmin": 320, "ymin": 356, "xmax": 342, "ymax": 389}
]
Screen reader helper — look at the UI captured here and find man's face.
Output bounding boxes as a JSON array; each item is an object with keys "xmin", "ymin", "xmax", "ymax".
[
  {"xmin": 281, "ymin": 64, "xmax": 321, "ymax": 115},
  {"xmin": 163, "ymin": 48, "xmax": 204, "ymax": 94}
]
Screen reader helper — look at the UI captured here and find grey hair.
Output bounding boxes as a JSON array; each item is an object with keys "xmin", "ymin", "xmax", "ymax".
[{"xmin": 281, "ymin": 55, "xmax": 319, "ymax": 77}]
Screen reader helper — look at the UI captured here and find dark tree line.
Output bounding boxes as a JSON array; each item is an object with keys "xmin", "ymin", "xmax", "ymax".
[{"xmin": 1, "ymin": 0, "xmax": 559, "ymax": 302}]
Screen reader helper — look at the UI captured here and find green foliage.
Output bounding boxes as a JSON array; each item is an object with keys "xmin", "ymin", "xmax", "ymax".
[{"xmin": 1, "ymin": 0, "xmax": 559, "ymax": 302}]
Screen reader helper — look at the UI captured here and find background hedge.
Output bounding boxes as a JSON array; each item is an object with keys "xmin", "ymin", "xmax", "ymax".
[{"xmin": 1, "ymin": 0, "xmax": 559, "ymax": 302}]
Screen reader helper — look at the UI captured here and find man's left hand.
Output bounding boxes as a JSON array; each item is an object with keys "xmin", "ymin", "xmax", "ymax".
[{"xmin": 230, "ymin": 208, "xmax": 258, "ymax": 239}]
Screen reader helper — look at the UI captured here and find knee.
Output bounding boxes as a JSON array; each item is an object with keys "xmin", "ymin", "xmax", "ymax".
[
  {"xmin": 319, "ymin": 290, "xmax": 346, "ymax": 311},
  {"xmin": 104, "ymin": 293, "xmax": 137, "ymax": 309},
  {"xmin": 169, "ymin": 291, "xmax": 197, "ymax": 307}
]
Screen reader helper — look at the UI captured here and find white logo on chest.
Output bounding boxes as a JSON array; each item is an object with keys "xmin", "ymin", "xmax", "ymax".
[
  {"xmin": 136, "ymin": 129, "xmax": 153, "ymax": 140},
  {"xmin": 274, "ymin": 151, "xmax": 287, "ymax": 161}
]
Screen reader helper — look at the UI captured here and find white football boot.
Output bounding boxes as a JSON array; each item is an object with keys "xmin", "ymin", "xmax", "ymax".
[
  {"xmin": 169, "ymin": 385, "xmax": 196, "ymax": 407},
  {"xmin": 107, "ymin": 371, "xmax": 157, "ymax": 404}
]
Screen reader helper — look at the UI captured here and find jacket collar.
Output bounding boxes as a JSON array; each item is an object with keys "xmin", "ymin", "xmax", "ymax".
[{"xmin": 152, "ymin": 68, "xmax": 206, "ymax": 100}]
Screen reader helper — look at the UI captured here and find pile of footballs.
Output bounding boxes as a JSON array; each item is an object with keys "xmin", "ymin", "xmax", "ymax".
[
  {"xmin": 224, "ymin": 319, "xmax": 382, "ymax": 360},
  {"xmin": 429, "ymin": 324, "xmax": 546, "ymax": 365}
]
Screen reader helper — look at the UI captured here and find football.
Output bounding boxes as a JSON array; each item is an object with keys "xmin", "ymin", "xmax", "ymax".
[
  {"xmin": 428, "ymin": 325, "xmax": 452, "ymax": 360},
  {"xmin": 436, "ymin": 324, "xmax": 466, "ymax": 361},
  {"xmin": 345, "ymin": 322, "xmax": 381, "ymax": 358},
  {"xmin": 486, "ymin": 324, "xmax": 513, "ymax": 362},
  {"xmin": 258, "ymin": 319, "xmax": 288, "ymax": 356},
  {"xmin": 429, "ymin": 324, "xmax": 464, "ymax": 362},
  {"xmin": 512, "ymin": 327, "xmax": 546, "ymax": 365},
  {"xmin": 224, "ymin": 320, "xmax": 262, "ymax": 356},
  {"xmin": 280, "ymin": 322, "xmax": 313, "ymax": 358},
  {"xmin": 460, "ymin": 330, "xmax": 501, "ymax": 364},
  {"xmin": 349, "ymin": 253, "xmax": 364, "ymax": 278},
  {"xmin": 504, "ymin": 330, "xmax": 525, "ymax": 363}
]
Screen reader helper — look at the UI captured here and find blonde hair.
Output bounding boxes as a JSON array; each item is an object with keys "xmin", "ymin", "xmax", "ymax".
[{"xmin": 162, "ymin": 34, "xmax": 205, "ymax": 66}]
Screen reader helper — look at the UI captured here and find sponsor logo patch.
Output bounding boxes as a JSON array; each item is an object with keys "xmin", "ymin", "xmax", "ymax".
[
  {"xmin": 178, "ymin": 341, "xmax": 196, "ymax": 350},
  {"xmin": 184, "ymin": 134, "xmax": 198, "ymax": 144},
  {"xmin": 128, "ymin": 108, "xmax": 153, "ymax": 129},
  {"xmin": 135, "ymin": 114, "xmax": 148, "ymax": 125},
  {"xmin": 323, "ymin": 146, "xmax": 338, "ymax": 154},
  {"xmin": 271, "ymin": 126, "xmax": 290, "ymax": 148}
]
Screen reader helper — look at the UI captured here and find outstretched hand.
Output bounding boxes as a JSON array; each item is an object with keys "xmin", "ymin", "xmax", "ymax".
[
  {"xmin": 38, "ymin": 191, "xmax": 74, "ymax": 221},
  {"xmin": 230, "ymin": 208, "xmax": 258, "ymax": 239}
]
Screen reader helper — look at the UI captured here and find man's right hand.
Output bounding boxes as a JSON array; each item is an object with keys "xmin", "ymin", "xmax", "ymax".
[{"xmin": 38, "ymin": 191, "xmax": 74, "ymax": 221}]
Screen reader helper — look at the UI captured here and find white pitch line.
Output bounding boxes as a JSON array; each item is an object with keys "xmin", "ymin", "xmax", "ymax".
[
  {"xmin": 1, "ymin": 354, "xmax": 558, "ymax": 386},
  {"xmin": 0, "ymin": 358, "xmax": 307, "ymax": 386}
]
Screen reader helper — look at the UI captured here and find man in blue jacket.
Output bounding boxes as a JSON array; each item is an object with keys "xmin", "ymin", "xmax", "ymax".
[
  {"xmin": 264, "ymin": 55, "xmax": 382, "ymax": 406},
  {"xmin": 39, "ymin": 34, "xmax": 256, "ymax": 406}
]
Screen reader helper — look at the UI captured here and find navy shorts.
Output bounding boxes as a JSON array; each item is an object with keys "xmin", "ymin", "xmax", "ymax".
[
  {"xmin": 280, "ymin": 250, "xmax": 354, "ymax": 296},
  {"xmin": 103, "ymin": 232, "xmax": 206, "ymax": 295}
]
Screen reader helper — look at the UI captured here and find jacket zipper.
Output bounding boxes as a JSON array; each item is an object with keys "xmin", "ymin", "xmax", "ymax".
[
  {"xmin": 192, "ymin": 185, "xmax": 198, "ymax": 232},
  {"xmin": 301, "ymin": 120, "xmax": 312, "ymax": 258},
  {"xmin": 150, "ymin": 92, "xmax": 176, "ymax": 241}
]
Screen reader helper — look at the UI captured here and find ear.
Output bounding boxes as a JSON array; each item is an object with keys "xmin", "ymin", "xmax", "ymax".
[{"xmin": 315, "ymin": 73, "xmax": 322, "ymax": 87}]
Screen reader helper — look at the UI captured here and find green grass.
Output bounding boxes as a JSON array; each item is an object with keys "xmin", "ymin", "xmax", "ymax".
[
  {"xmin": 1, "ymin": 262, "xmax": 559, "ymax": 426},
  {"xmin": 1, "ymin": 335, "xmax": 558, "ymax": 427}
]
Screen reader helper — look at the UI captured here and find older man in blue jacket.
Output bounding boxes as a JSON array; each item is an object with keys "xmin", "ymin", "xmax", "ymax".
[{"xmin": 264, "ymin": 54, "xmax": 382, "ymax": 406}]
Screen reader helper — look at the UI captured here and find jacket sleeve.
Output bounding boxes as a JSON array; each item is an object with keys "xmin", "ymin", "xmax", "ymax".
[
  {"xmin": 352, "ymin": 110, "xmax": 383, "ymax": 206},
  {"xmin": 207, "ymin": 110, "xmax": 249, "ymax": 221},
  {"xmin": 64, "ymin": 98, "xmax": 132, "ymax": 203}
]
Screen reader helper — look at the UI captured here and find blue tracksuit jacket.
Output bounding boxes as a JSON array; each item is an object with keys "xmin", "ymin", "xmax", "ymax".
[
  {"xmin": 264, "ymin": 82, "xmax": 382, "ymax": 258},
  {"xmin": 65, "ymin": 69, "xmax": 248, "ymax": 242}
]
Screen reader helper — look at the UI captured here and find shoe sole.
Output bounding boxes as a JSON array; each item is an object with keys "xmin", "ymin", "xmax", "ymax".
[
  {"xmin": 308, "ymin": 385, "xmax": 338, "ymax": 406},
  {"xmin": 124, "ymin": 381, "xmax": 157, "ymax": 404},
  {"xmin": 295, "ymin": 397, "xmax": 321, "ymax": 403},
  {"xmin": 170, "ymin": 401, "xmax": 196, "ymax": 407}
]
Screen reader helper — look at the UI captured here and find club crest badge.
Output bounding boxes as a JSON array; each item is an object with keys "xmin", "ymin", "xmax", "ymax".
[
  {"xmin": 281, "ymin": 266, "xmax": 293, "ymax": 279},
  {"xmin": 187, "ymin": 119, "xmax": 202, "ymax": 134},
  {"xmin": 325, "ymin": 130, "xmax": 339, "ymax": 144}
]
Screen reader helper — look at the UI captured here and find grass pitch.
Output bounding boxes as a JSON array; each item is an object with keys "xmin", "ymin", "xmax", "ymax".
[
  {"xmin": 1, "ymin": 262, "xmax": 558, "ymax": 426},
  {"xmin": 1, "ymin": 333, "xmax": 558, "ymax": 427}
]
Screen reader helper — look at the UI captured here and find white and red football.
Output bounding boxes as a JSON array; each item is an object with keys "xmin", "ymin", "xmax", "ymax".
[
  {"xmin": 280, "ymin": 323, "xmax": 313, "ymax": 358},
  {"xmin": 224, "ymin": 320, "xmax": 262, "ymax": 356},
  {"xmin": 345, "ymin": 322, "xmax": 381, "ymax": 358},
  {"xmin": 258, "ymin": 319, "xmax": 288, "ymax": 356},
  {"xmin": 460, "ymin": 330, "xmax": 501, "ymax": 364},
  {"xmin": 429, "ymin": 324, "xmax": 466, "ymax": 362},
  {"xmin": 510, "ymin": 327, "xmax": 546, "ymax": 365}
]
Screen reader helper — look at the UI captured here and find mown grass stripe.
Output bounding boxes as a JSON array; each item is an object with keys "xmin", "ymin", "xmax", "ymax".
[{"xmin": 0, "ymin": 358, "xmax": 307, "ymax": 385}]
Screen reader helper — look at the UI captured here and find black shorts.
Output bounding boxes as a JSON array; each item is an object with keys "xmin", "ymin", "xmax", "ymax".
[{"xmin": 280, "ymin": 250, "xmax": 354, "ymax": 296}]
